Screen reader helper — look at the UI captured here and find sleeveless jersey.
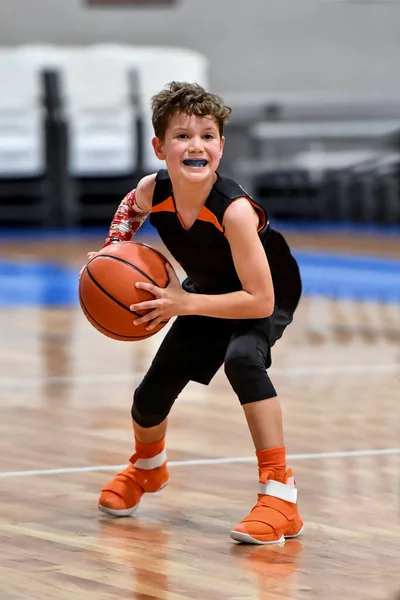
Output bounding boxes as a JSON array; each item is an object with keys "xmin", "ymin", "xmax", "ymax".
[{"xmin": 150, "ymin": 169, "xmax": 301, "ymax": 304}]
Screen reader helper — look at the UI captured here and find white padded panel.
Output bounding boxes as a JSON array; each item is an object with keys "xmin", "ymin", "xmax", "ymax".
[
  {"xmin": 0, "ymin": 113, "xmax": 44, "ymax": 176},
  {"xmin": 69, "ymin": 107, "xmax": 136, "ymax": 177},
  {"xmin": 15, "ymin": 44, "xmax": 80, "ymax": 75},
  {"xmin": 60, "ymin": 48, "xmax": 132, "ymax": 110},
  {"xmin": 40, "ymin": 46, "xmax": 139, "ymax": 176},
  {"xmin": 0, "ymin": 49, "xmax": 40, "ymax": 109},
  {"xmin": 0, "ymin": 48, "xmax": 44, "ymax": 177}
]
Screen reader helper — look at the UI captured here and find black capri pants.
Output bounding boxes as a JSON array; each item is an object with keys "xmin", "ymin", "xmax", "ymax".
[{"xmin": 132, "ymin": 303, "xmax": 295, "ymax": 428}]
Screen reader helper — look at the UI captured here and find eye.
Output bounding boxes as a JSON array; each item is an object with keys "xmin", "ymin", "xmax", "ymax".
[
  {"xmin": 177, "ymin": 133, "xmax": 188, "ymax": 139},
  {"xmin": 203, "ymin": 133, "xmax": 215, "ymax": 140}
]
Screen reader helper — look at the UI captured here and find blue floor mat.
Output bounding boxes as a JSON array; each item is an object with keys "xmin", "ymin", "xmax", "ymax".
[{"xmin": 0, "ymin": 249, "xmax": 399, "ymax": 307}]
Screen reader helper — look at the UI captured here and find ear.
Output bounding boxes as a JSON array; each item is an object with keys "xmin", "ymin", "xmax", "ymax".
[
  {"xmin": 219, "ymin": 136, "xmax": 225, "ymax": 158},
  {"xmin": 152, "ymin": 137, "xmax": 166, "ymax": 160}
]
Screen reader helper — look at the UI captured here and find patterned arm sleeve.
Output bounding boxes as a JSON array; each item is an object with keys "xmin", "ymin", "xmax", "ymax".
[{"xmin": 104, "ymin": 189, "xmax": 150, "ymax": 247}]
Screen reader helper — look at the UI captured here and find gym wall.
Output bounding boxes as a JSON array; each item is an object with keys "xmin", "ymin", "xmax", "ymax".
[{"xmin": 0, "ymin": 0, "xmax": 399, "ymax": 94}]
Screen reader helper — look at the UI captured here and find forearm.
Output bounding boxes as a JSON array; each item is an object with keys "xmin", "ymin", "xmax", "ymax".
[
  {"xmin": 104, "ymin": 189, "xmax": 149, "ymax": 246},
  {"xmin": 184, "ymin": 289, "xmax": 274, "ymax": 319}
]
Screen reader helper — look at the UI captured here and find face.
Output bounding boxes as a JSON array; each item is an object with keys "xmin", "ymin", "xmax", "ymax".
[{"xmin": 152, "ymin": 112, "xmax": 225, "ymax": 183}]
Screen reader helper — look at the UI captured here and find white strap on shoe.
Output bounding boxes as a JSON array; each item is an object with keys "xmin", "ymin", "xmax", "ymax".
[
  {"xmin": 135, "ymin": 449, "xmax": 167, "ymax": 470},
  {"xmin": 258, "ymin": 479, "xmax": 298, "ymax": 504}
]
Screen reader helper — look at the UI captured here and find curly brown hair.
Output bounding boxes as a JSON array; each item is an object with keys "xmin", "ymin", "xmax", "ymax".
[{"xmin": 151, "ymin": 81, "xmax": 231, "ymax": 139}]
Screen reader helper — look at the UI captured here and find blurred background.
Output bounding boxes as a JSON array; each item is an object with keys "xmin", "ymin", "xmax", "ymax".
[{"xmin": 1, "ymin": 0, "xmax": 400, "ymax": 231}]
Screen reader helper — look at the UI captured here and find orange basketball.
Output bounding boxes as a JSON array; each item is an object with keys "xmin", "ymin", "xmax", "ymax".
[{"xmin": 79, "ymin": 241, "xmax": 170, "ymax": 341}]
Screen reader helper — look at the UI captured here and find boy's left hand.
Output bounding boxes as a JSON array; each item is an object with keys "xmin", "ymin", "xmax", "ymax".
[{"xmin": 130, "ymin": 263, "xmax": 189, "ymax": 330}]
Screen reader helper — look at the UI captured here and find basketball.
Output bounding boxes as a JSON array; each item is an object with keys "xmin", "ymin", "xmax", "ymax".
[{"xmin": 79, "ymin": 241, "xmax": 170, "ymax": 341}]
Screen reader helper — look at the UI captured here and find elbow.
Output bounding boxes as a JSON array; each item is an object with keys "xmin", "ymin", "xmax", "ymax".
[
  {"xmin": 253, "ymin": 296, "xmax": 274, "ymax": 319},
  {"xmin": 258, "ymin": 305, "xmax": 274, "ymax": 319}
]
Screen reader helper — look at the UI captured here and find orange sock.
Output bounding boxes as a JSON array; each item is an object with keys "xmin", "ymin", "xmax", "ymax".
[
  {"xmin": 133, "ymin": 436, "xmax": 166, "ymax": 462},
  {"xmin": 256, "ymin": 446, "xmax": 286, "ymax": 483}
]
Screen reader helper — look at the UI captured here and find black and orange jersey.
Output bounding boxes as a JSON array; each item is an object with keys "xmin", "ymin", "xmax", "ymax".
[{"xmin": 150, "ymin": 169, "xmax": 301, "ymax": 305}]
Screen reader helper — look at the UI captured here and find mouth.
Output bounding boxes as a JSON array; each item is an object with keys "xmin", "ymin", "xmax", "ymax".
[{"xmin": 183, "ymin": 159, "xmax": 208, "ymax": 168}]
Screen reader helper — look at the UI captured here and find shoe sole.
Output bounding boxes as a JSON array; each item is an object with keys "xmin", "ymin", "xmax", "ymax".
[
  {"xmin": 230, "ymin": 525, "xmax": 304, "ymax": 545},
  {"xmin": 98, "ymin": 481, "xmax": 169, "ymax": 517},
  {"xmin": 98, "ymin": 503, "xmax": 140, "ymax": 517}
]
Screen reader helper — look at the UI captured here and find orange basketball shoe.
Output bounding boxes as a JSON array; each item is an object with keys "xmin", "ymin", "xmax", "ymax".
[
  {"xmin": 98, "ymin": 437, "xmax": 169, "ymax": 517},
  {"xmin": 230, "ymin": 468, "xmax": 304, "ymax": 544}
]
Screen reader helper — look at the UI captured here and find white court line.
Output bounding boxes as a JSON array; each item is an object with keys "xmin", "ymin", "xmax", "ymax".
[
  {"xmin": 0, "ymin": 362, "xmax": 398, "ymax": 389},
  {"xmin": 1, "ymin": 448, "xmax": 399, "ymax": 479}
]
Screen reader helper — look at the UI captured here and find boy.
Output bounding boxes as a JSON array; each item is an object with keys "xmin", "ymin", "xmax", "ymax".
[{"xmin": 84, "ymin": 81, "xmax": 303, "ymax": 545}]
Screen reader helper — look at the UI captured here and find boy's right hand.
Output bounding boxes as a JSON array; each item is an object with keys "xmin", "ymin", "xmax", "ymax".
[{"xmin": 79, "ymin": 251, "xmax": 99, "ymax": 280}]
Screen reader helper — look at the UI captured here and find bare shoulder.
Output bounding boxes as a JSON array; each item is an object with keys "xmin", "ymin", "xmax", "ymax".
[
  {"xmin": 223, "ymin": 197, "xmax": 259, "ymax": 230},
  {"xmin": 135, "ymin": 173, "xmax": 157, "ymax": 211}
]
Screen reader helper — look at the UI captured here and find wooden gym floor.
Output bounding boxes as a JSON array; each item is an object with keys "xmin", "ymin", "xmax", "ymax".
[{"xmin": 0, "ymin": 228, "xmax": 399, "ymax": 600}]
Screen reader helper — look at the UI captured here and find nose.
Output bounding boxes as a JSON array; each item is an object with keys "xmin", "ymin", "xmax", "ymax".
[{"xmin": 188, "ymin": 135, "xmax": 204, "ymax": 153}]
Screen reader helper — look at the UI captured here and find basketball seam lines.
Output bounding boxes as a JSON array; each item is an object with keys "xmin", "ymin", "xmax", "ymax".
[
  {"xmin": 96, "ymin": 254, "xmax": 163, "ymax": 288},
  {"xmin": 79, "ymin": 289, "xmax": 147, "ymax": 340},
  {"xmin": 85, "ymin": 264, "xmax": 142, "ymax": 317}
]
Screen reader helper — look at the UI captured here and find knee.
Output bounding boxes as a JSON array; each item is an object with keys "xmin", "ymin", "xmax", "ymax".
[
  {"xmin": 131, "ymin": 385, "xmax": 170, "ymax": 429},
  {"xmin": 224, "ymin": 351, "xmax": 261, "ymax": 389},
  {"xmin": 224, "ymin": 345, "xmax": 276, "ymax": 404}
]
